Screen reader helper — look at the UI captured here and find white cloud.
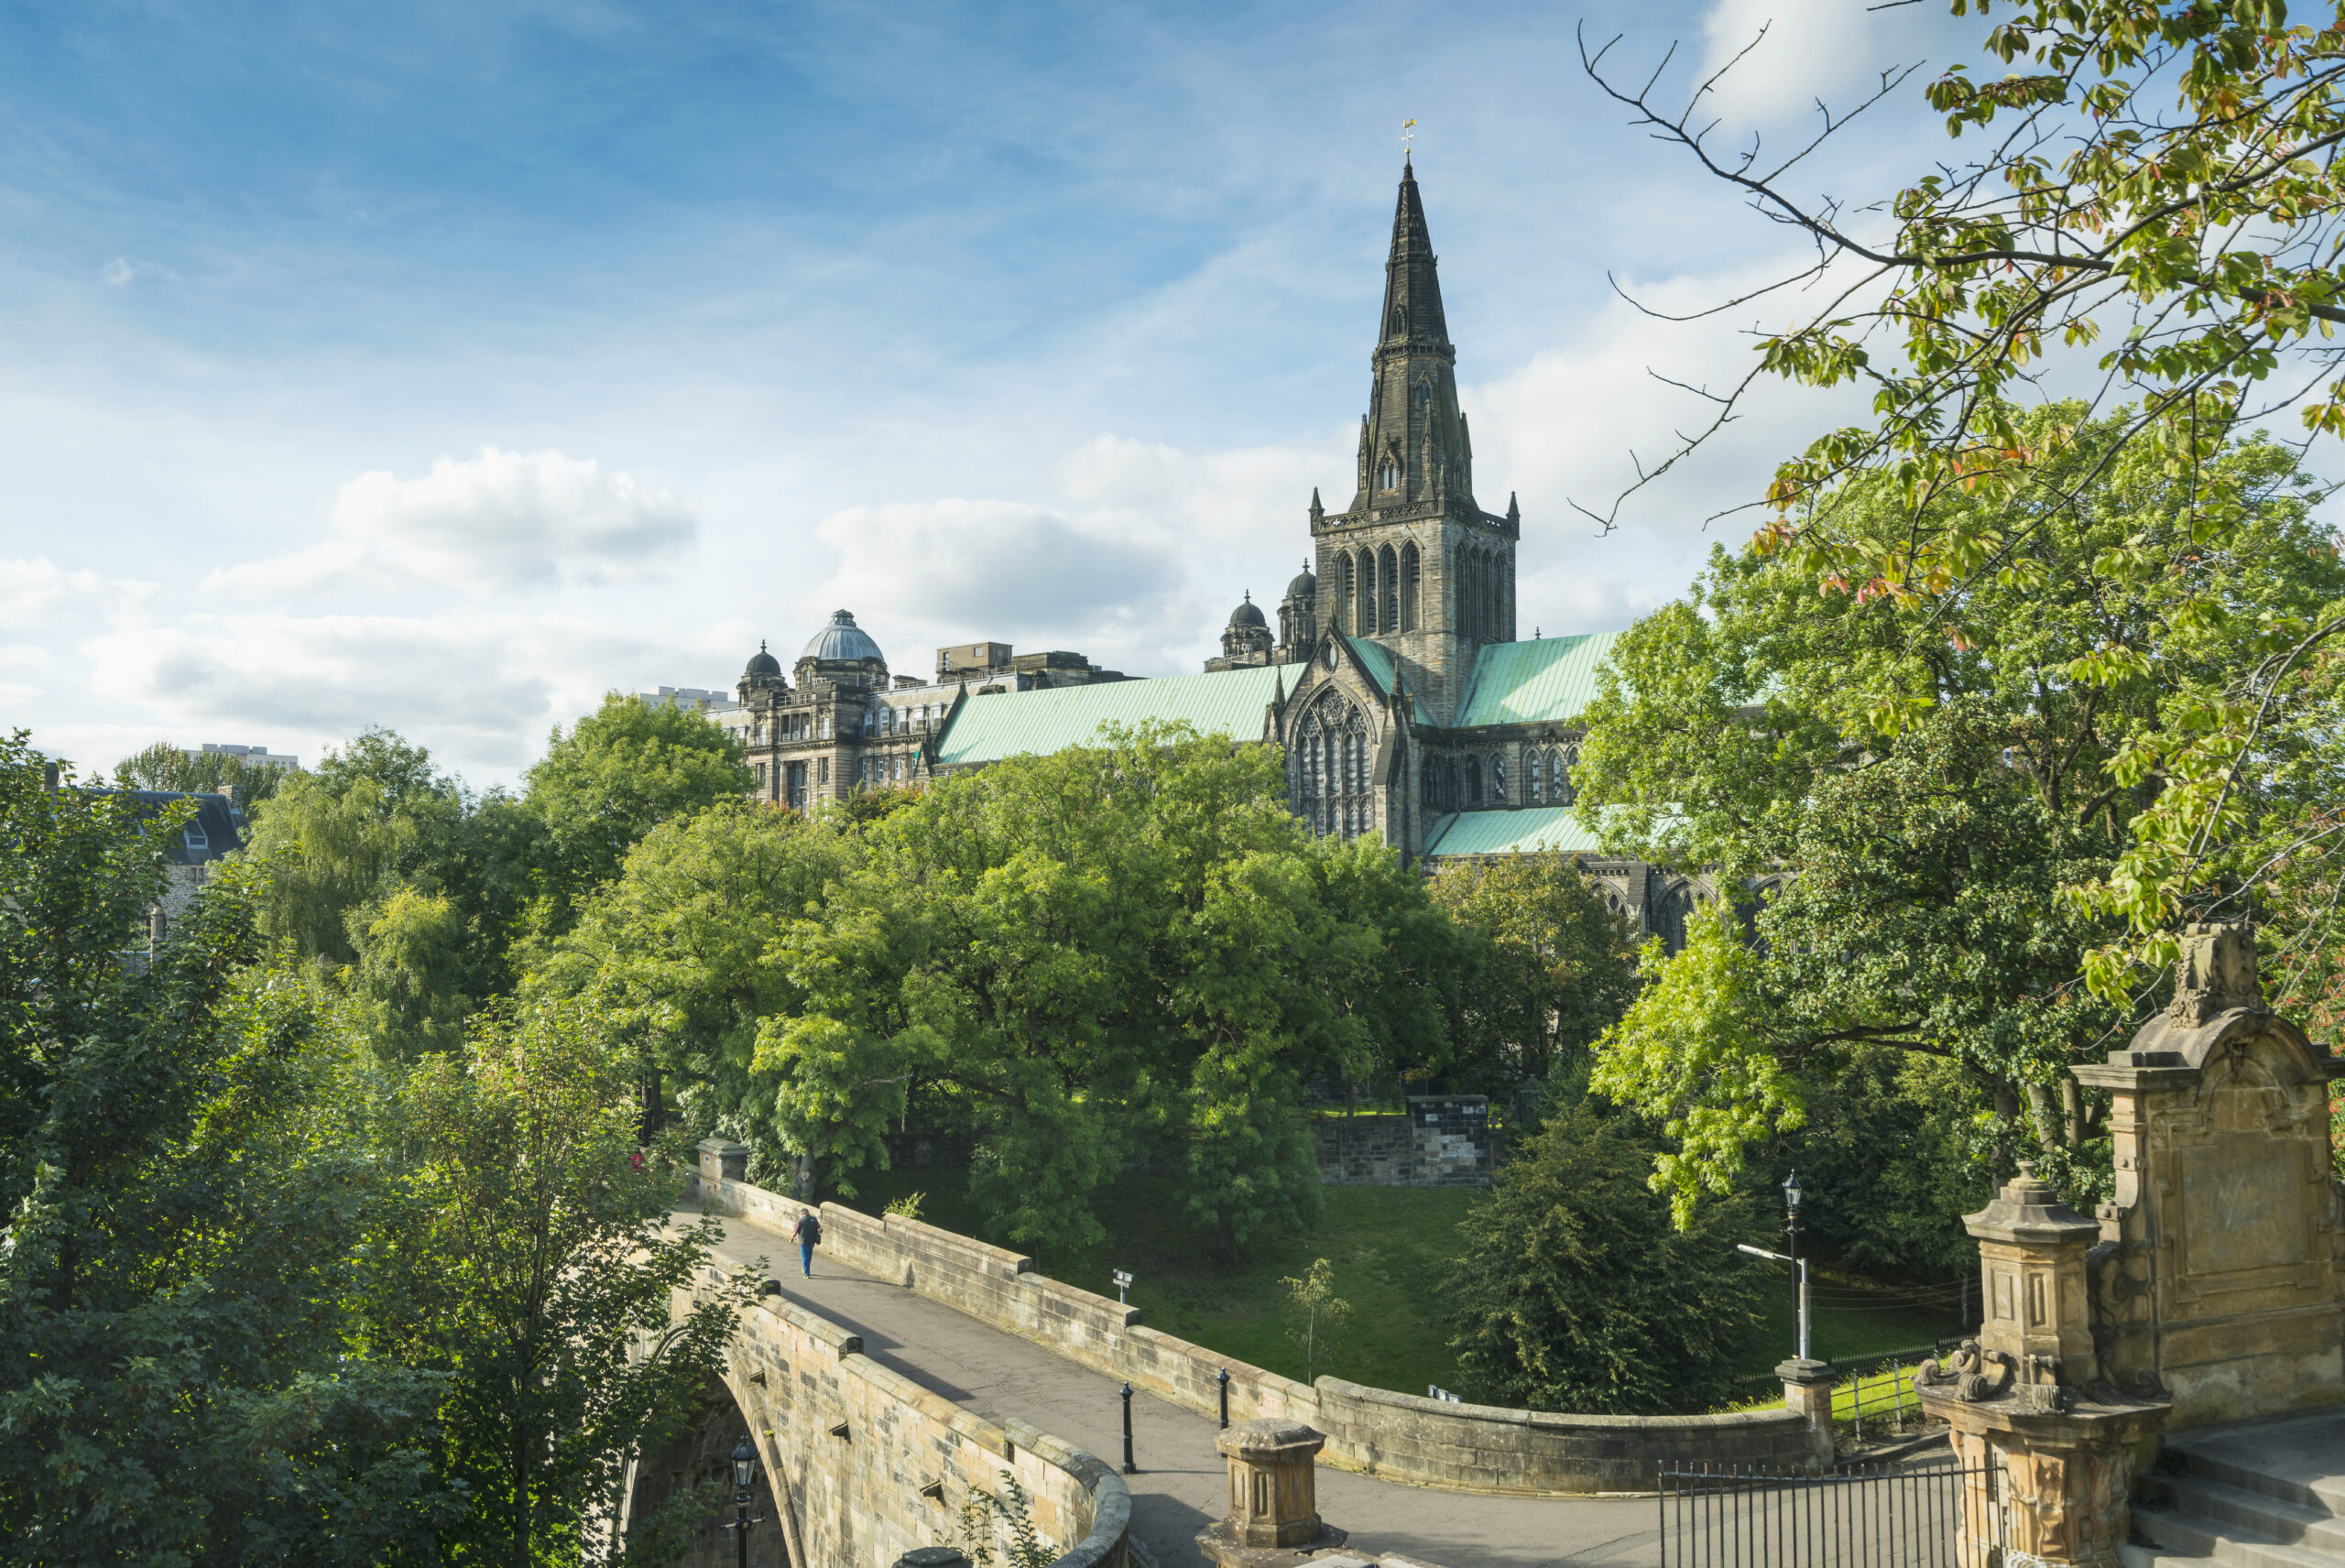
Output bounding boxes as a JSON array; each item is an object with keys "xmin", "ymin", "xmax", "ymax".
[
  {"xmin": 206, "ymin": 447, "xmax": 696, "ymax": 600},
  {"xmin": 100, "ymin": 256, "xmax": 180, "ymax": 287},
  {"xmin": 1696, "ymin": 0, "xmax": 1951, "ymax": 128},
  {"xmin": 83, "ymin": 608, "xmax": 693, "ymax": 766},
  {"xmin": 0, "ymin": 556, "xmax": 110, "ymax": 622}
]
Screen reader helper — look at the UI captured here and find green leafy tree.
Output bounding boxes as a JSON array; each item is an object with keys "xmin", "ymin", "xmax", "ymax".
[
  {"xmin": 350, "ymin": 887, "xmax": 476, "ymax": 1061},
  {"xmin": 536, "ymin": 800, "xmax": 856, "ymax": 1160},
  {"xmin": 0, "ymin": 734, "xmax": 451, "ymax": 1563},
  {"xmin": 114, "ymin": 738, "xmax": 295, "ymax": 805},
  {"xmin": 753, "ymin": 724, "xmax": 1464, "ymax": 1254},
  {"xmin": 1444, "ymin": 1098, "xmax": 1765, "ymax": 1416},
  {"xmin": 1576, "ymin": 409, "xmax": 2345, "ymax": 1215},
  {"xmin": 1583, "ymin": 1, "xmax": 2345, "ymax": 993},
  {"xmin": 1427, "ymin": 855, "xmax": 1642, "ymax": 1099},
  {"xmin": 519, "ymin": 694, "xmax": 752, "ymax": 930},
  {"xmin": 360, "ymin": 998, "xmax": 751, "ymax": 1565},
  {"xmin": 1280, "ymin": 1258, "xmax": 1352, "ymax": 1386}
]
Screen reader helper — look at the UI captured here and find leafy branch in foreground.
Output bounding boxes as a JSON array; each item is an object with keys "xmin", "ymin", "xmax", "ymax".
[{"xmin": 1583, "ymin": 1, "xmax": 2345, "ymax": 996}]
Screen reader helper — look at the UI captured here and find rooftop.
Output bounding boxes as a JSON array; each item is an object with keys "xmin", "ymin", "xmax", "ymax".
[
  {"xmin": 1455, "ymin": 632, "xmax": 1622, "ymax": 729},
  {"xmin": 936, "ymin": 664, "xmax": 1286, "ymax": 767}
]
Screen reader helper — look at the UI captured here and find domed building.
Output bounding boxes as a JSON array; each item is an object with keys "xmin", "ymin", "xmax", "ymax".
[{"xmin": 703, "ymin": 161, "xmax": 1714, "ymax": 941}]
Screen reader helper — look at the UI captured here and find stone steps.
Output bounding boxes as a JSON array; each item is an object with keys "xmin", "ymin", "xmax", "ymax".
[{"xmin": 2120, "ymin": 1409, "xmax": 2345, "ymax": 1568}]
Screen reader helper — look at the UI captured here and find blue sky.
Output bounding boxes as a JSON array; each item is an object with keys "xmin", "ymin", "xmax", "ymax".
[{"xmin": 2, "ymin": 0, "xmax": 1969, "ymax": 783}]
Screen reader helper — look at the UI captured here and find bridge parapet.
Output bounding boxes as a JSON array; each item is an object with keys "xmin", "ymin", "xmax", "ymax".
[
  {"xmin": 651, "ymin": 1259, "xmax": 1129, "ymax": 1568},
  {"xmin": 688, "ymin": 1166, "xmax": 1814, "ymax": 1494}
]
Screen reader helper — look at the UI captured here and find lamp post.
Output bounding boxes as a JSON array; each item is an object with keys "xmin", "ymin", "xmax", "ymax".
[
  {"xmin": 1783, "ymin": 1171, "xmax": 1806, "ymax": 1361},
  {"xmin": 1119, "ymin": 1382, "xmax": 1137, "ymax": 1474},
  {"xmin": 728, "ymin": 1432, "xmax": 763, "ymax": 1568}
]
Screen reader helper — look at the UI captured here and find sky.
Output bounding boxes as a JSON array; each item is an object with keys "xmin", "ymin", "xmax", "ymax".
[{"xmin": 1, "ymin": 0, "xmax": 1975, "ymax": 786}]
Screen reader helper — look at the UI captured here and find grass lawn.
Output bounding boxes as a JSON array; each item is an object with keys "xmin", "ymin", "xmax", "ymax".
[{"xmin": 838, "ymin": 1161, "xmax": 1970, "ymax": 1407}]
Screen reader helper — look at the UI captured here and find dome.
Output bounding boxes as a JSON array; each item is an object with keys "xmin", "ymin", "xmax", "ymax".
[
  {"xmin": 744, "ymin": 640, "xmax": 782, "ymax": 679},
  {"xmin": 1283, "ymin": 564, "xmax": 1317, "ymax": 602},
  {"xmin": 802, "ymin": 609, "xmax": 884, "ymax": 664},
  {"xmin": 1228, "ymin": 592, "xmax": 1268, "ymax": 630}
]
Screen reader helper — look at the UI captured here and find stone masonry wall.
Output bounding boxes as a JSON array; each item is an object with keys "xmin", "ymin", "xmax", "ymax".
[
  {"xmin": 668, "ymin": 1257, "xmax": 1129, "ymax": 1568},
  {"xmin": 689, "ymin": 1158, "xmax": 1812, "ymax": 1494},
  {"xmin": 1314, "ymin": 1096, "xmax": 1495, "ymax": 1187}
]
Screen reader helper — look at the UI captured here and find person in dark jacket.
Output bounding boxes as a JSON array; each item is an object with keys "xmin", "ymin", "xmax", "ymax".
[{"xmin": 792, "ymin": 1208, "xmax": 821, "ymax": 1277}]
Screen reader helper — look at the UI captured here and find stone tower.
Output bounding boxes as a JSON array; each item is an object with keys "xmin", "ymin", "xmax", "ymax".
[{"xmin": 1313, "ymin": 156, "xmax": 1519, "ymax": 723}]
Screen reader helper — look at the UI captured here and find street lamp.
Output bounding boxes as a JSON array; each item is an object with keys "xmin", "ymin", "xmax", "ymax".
[
  {"xmin": 1783, "ymin": 1171, "xmax": 1805, "ymax": 1359},
  {"xmin": 727, "ymin": 1432, "xmax": 764, "ymax": 1568}
]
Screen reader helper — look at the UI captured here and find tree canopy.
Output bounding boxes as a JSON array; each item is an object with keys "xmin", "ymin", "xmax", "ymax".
[
  {"xmin": 1576, "ymin": 407, "xmax": 2344, "ymax": 1216},
  {"xmin": 1585, "ymin": 0, "xmax": 2345, "ymax": 996}
]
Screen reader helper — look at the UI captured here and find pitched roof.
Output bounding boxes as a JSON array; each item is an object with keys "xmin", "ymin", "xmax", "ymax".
[
  {"xmin": 934, "ymin": 665, "xmax": 1288, "ymax": 767},
  {"xmin": 1455, "ymin": 631, "xmax": 1622, "ymax": 728},
  {"xmin": 1422, "ymin": 806, "xmax": 1606, "ymax": 856}
]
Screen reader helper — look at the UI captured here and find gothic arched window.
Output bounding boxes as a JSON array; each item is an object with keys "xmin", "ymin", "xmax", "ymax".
[
  {"xmin": 1334, "ymin": 553, "xmax": 1355, "ymax": 631},
  {"xmin": 1464, "ymin": 757, "xmax": 1482, "ymax": 805},
  {"xmin": 1378, "ymin": 545, "xmax": 1399, "ymax": 633},
  {"xmin": 1354, "ymin": 549, "xmax": 1375, "ymax": 635},
  {"xmin": 1554, "ymin": 744, "xmax": 1577, "ymax": 806},
  {"xmin": 1292, "ymin": 692, "xmax": 1373, "ymax": 843},
  {"xmin": 1490, "ymin": 754, "xmax": 1507, "ymax": 803},
  {"xmin": 1400, "ymin": 542, "xmax": 1420, "ymax": 632}
]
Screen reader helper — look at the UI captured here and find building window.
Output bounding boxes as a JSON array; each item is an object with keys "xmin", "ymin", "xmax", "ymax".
[
  {"xmin": 755, "ymin": 763, "xmax": 768, "ymax": 788},
  {"xmin": 1465, "ymin": 757, "xmax": 1482, "ymax": 804},
  {"xmin": 1400, "ymin": 542, "xmax": 1420, "ymax": 632},
  {"xmin": 1490, "ymin": 755, "xmax": 1507, "ymax": 803},
  {"xmin": 1379, "ymin": 544, "xmax": 1399, "ymax": 634},
  {"xmin": 816, "ymin": 757, "xmax": 829, "ymax": 785},
  {"xmin": 184, "ymin": 822, "xmax": 208, "ymax": 853},
  {"xmin": 1292, "ymin": 691, "xmax": 1372, "ymax": 842}
]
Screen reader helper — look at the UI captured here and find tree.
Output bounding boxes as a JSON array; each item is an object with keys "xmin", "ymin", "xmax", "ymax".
[
  {"xmin": 1426, "ymin": 855, "xmax": 1642, "ymax": 1100},
  {"xmin": 536, "ymin": 800, "xmax": 856, "ymax": 1162},
  {"xmin": 0, "ymin": 733, "xmax": 451, "ymax": 1563},
  {"xmin": 1581, "ymin": 1, "xmax": 2345, "ymax": 995},
  {"xmin": 1280, "ymin": 1258, "xmax": 1352, "ymax": 1386},
  {"xmin": 1575, "ymin": 408, "xmax": 2345, "ymax": 1214},
  {"xmin": 1445, "ymin": 1097, "xmax": 1765, "ymax": 1415},
  {"xmin": 752, "ymin": 724, "xmax": 1464, "ymax": 1255},
  {"xmin": 519, "ymin": 694, "xmax": 751, "ymax": 929},
  {"xmin": 359, "ymin": 998, "xmax": 752, "ymax": 1565},
  {"xmin": 115, "ymin": 738, "xmax": 295, "ymax": 805}
]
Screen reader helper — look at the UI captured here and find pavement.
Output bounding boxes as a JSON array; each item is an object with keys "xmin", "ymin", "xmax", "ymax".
[{"xmin": 680, "ymin": 1202, "xmax": 1667, "ymax": 1568}]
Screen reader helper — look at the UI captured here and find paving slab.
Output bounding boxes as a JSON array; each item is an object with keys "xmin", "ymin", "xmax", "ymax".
[{"xmin": 681, "ymin": 1203, "xmax": 1666, "ymax": 1568}]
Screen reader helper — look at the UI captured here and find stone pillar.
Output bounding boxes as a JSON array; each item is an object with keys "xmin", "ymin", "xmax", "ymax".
[
  {"xmin": 1196, "ymin": 1419, "xmax": 1347, "ymax": 1567},
  {"xmin": 1918, "ymin": 1167, "xmax": 2168, "ymax": 1567},
  {"xmin": 698, "ymin": 1138, "xmax": 749, "ymax": 1186},
  {"xmin": 1776, "ymin": 1358, "xmax": 1835, "ymax": 1465}
]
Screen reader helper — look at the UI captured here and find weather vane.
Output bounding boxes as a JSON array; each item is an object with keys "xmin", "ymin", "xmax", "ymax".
[{"xmin": 1402, "ymin": 118, "xmax": 1416, "ymax": 158}]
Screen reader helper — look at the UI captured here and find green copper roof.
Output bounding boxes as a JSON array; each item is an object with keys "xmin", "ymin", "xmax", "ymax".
[
  {"xmin": 935, "ymin": 665, "xmax": 1289, "ymax": 767},
  {"xmin": 1455, "ymin": 632, "xmax": 1623, "ymax": 728},
  {"xmin": 1422, "ymin": 806, "xmax": 1606, "ymax": 856}
]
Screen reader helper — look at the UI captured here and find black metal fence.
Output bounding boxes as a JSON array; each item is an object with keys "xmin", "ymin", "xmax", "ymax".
[{"xmin": 1657, "ymin": 1458, "xmax": 2002, "ymax": 1568}]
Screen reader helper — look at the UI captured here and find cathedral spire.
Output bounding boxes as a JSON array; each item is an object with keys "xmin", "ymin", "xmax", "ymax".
[{"xmin": 1379, "ymin": 158, "xmax": 1448, "ymax": 348}]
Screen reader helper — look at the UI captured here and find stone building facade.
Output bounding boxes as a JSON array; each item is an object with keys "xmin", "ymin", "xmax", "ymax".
[{"xmin": 723, "ymin": 161, "xmax": 1715, "ymax": 938}]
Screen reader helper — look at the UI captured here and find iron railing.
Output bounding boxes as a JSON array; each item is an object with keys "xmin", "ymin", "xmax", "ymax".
[{"xmin": 1657, "ymin": 1458, "xmax": 2003, "ymax": 1568}]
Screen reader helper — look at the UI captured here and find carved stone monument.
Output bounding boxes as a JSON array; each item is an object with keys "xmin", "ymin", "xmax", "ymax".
[
  {"xmin": 1196, "ymin": 1419, "xmax": 1347, "ymax": 1568},
  {"xmin": 1917, "ymin": 1167, "xmax": 2168, "ymax": 1568},
  {"xmin": 2072, "ymin": 921, "xmax": 2345, "ymax": 1428}
]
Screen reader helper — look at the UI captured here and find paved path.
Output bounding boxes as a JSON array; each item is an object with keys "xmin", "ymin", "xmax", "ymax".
[{"xmin": 682, "ymin": 1203, "xmax": 1664, "ymax": 1568}]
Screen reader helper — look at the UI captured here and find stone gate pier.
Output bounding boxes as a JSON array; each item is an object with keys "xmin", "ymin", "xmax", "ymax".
[{"xmin": 1921, "ymin": 922, "xmax": 2345, "ymax": 1567}]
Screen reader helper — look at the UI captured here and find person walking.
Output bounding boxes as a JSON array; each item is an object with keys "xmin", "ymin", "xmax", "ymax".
[{"xmin": 792, "ymin": 1207, "xmax": 822, "ymax": 1278}]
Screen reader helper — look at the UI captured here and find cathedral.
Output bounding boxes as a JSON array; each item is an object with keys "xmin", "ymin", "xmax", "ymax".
[{"xmin": 726, "ymin": 160, "xmax": 1709, "ymax": 945}]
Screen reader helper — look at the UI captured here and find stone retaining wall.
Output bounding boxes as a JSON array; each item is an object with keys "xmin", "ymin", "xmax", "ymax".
[
  {"xmin": 1314, "ymin": 1097, "xmax": 1495, "ymax": 1187},
  {"xmin": 690, "ymin": 1151, "xmax": 1811, "ymax": 1494},
  {"xmin": 669, "ymin": 1258, "xmax": 1129, "ymax": 1568}
]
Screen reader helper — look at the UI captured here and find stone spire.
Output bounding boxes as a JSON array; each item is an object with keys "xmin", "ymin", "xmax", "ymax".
[
  {"xmin": 1379, "ymin": 156, "xmax": 1449, "ymax": 349},
  {"xmin": 1350, "ymin": 160, "xmax": 1471, "ymax": 514}
]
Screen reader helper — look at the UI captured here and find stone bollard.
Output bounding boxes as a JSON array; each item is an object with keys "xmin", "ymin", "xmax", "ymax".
[
  {"xmin": 891, "ymin": 1550, "xmax": 969, "ymax": 1568},
  {"xmin": 1196, "ymin": 1419, "xmax": 1347, "ymax": 1567},
  {"xmin": 1776, "ymin": 1357, "xmax": 1835, "ymax": 1465}
]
